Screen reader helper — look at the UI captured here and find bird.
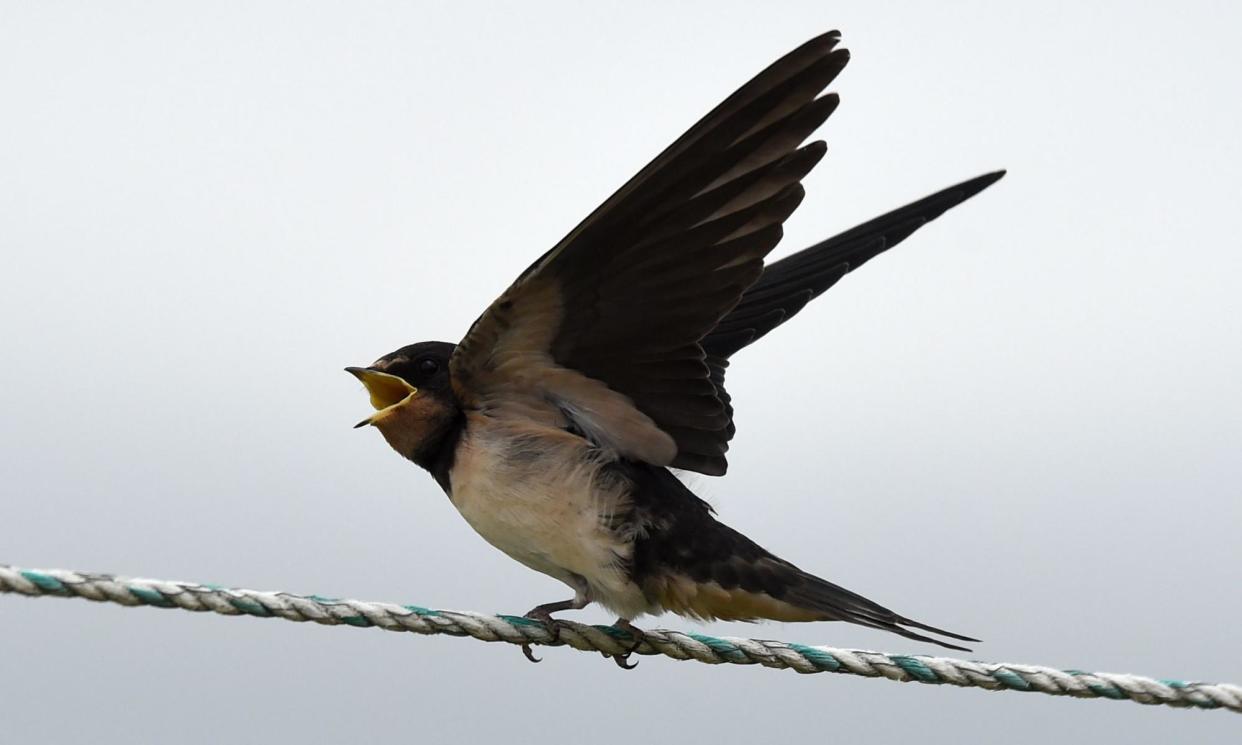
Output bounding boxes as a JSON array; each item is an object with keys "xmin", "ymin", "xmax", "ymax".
[{"xmin": 347, "ymin": 30, "xmax": 1002, "ymax": 665}]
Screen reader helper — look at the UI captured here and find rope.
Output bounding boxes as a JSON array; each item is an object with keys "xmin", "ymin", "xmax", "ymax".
[{"xmin": 3, "ymin": 563, "xmax": 1238, "ymax": 714}]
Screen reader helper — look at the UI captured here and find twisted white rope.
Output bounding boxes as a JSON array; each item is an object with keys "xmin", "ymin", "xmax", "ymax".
[{"xmin": 3, "ymin": 563, "xmax": 1238, "ymax": 714}]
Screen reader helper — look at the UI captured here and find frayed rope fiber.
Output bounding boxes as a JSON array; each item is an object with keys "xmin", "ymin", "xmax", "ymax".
[{"xmin": 3, "ymin": 563, "xmax": 1238, "ymax": 714}]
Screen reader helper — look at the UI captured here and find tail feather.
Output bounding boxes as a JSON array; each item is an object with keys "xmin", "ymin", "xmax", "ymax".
[
  {"xmin": 834, "ymin": 615, "xmax": 975, "ymax": 653},
  {"xmin": 625, "ymin": 463, "xmax": 979, "ymax": 652},
  {"xmin": 785, "ymin": 570, "xmax": 979, "ymax": 652},
  {"xmin": 897, "ymin": 615, "xmax": 981, "ymax": 644}
]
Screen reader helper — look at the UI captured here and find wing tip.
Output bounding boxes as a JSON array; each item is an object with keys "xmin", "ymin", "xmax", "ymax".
[
  {"xmin": 979, "ymin": 167, "xmax": 1007, "ymax": 182},
  {"xmin": 810, "ymin": 29, "xmax": 843, "ymax": 47},
  {"xmin": 961, "ymin": 169, "xmax": 1006, "ymax": 198}
]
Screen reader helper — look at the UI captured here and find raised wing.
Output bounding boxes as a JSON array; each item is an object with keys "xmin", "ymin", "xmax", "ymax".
[{"xmin": 451, "ymin": 32, "xmax": 849, "ymax": 474}]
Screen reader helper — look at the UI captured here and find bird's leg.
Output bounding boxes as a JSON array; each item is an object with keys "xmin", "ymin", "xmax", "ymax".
[
  {"xmin": 607, "ymin": 617, "xmax": 646, "ymax": 670},
  {"xmin": 519, "ymin": 575, "xmax": 591, "ymax": 663}
]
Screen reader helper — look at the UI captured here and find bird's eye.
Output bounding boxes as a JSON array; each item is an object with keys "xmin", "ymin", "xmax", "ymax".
[{"xmin": 418, "ymin": 359, "xmax": 439, "ymax": 376}]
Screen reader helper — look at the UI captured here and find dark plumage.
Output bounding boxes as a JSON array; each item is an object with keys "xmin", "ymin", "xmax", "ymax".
[
  {"xmin": 619, "ymin": 463, "xmax": 977, "ymax": 651},
  {"xmin": 347, "ymin": 31, "xmax": 1002, "ymax": 655}
]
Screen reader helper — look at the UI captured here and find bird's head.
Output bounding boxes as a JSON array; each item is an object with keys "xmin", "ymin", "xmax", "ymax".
[{"xmin": 346, "ymin": 340, "xmax": 460, "ymax": 464}]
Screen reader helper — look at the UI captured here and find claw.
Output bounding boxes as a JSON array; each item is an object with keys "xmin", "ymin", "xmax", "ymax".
[
  {"xmin": 519, "ymin": 608, "xmax": 564, "ymax": 664},
  {"xmin": 521, "ymin": 643, "xmax": 542, "ymax": 663},
  {"xmin": 607, "ymin": 618, "xmax": 645, "ymax": 671}
]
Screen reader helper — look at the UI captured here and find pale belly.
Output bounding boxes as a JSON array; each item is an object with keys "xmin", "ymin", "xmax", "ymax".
[{"xmin": 446, "ymin": 418, "xmax": 653, "ymax": 619}]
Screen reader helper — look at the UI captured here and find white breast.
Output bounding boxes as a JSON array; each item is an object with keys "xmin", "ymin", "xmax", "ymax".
[{"xmin": 447, "ymin": 414, "xmax": 652, "ymax": 619}]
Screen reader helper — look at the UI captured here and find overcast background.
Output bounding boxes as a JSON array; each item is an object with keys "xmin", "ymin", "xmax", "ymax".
[{"xmin": 2, "ymin": 2, "xmax": 1240, "ymax": 743}]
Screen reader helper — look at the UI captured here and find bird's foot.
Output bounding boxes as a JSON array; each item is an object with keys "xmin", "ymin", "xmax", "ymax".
[
  {"xmin": 519, "ymin": 606, "xmax": 567, "ymax": 663},
  {"xmin": 515, "ymin": 587, "xmax": 591, "ymax": 664},
  {"xmin": 606, "ymin": 618, "xmax": 646, "ymax": 670}
]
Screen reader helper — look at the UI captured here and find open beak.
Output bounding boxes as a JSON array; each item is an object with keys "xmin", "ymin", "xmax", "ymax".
[{"xmin": 345, "ymin": 367, "xmax": 418, "ymax": 428}]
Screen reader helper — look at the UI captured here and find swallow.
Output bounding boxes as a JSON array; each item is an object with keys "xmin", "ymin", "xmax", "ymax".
[{"xmin": 348, "ymin": 30, "xmax": 1002, "ymax": 663}]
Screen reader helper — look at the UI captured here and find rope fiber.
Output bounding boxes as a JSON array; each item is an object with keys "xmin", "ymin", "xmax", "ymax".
[{"xmin": 3, "ymin": 562, "xmax": 1238, "ymax": 714}]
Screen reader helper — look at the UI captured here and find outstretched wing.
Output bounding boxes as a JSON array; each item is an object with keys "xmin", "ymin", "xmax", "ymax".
[
  {"xmin": 451, "ymin": 31, "xmax": 849, "ymax": 475},
  {"xmin": 695, "ymin": 171, "xmax": 1006, "ymax": 453}
]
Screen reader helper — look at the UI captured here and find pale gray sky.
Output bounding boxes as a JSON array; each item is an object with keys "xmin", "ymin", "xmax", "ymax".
[{"xmin": 2, "ymin": 2, "xmax": 1240, "ymax": 743}]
